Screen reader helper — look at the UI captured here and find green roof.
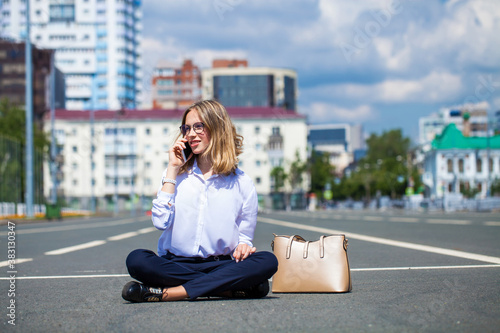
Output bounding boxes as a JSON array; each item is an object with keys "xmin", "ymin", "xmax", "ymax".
[{"xmin": 431, "ymin": 123, "xmax": 500, "ymax": 150}]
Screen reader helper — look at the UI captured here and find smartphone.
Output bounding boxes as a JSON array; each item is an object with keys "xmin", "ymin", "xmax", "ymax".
[{"xmin": 182, "ymin": 142, "xmax": 192, "ymax": 162}]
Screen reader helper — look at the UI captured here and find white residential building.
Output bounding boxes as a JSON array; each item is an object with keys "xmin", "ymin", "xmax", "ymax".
[
  {"xmin": 43, "ymin": 107, "xmax": 308, "ymax": 210},
  {"xmin": 422, "ymin": 124, "xmax": 500, "ymax": 198},
  {"xmin": 0, "ymin": 0, "xmax": 142, "ymax": 110}
]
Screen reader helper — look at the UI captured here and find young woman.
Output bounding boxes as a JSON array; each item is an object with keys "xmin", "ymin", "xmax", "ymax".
[{"xmin": 122, "ymin": 100, "xmax": 278, "ymax": 302}]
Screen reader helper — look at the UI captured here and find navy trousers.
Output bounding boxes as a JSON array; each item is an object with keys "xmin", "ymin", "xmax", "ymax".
[{"xmin": 126, "ymin": 249, "xmax": 278, "ymax": 299}]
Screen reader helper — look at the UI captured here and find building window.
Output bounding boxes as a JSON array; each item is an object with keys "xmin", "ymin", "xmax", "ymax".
[
  {"xmin": 145, "ymin": 162, "xmax": 151, "ymax": 169},
  {"xmin": 72, "ymin": 146, "xmax": 77, "ymax": 153},
  {"xmin": 489, "ymin": 158, "xmax": 494, "ymax": 172},
  {"xmin": 476, "ymin": 158, "xmax": 482, "ymax": 173},
  {"xmin": 256, "ymin": 160, "xmax": 261, "ymax": 167},
  {"xmin": 256, "ymin": 177, "xmax": 261, "ymax": 184},
  {"xmin": 49, "ymin": 4, "xmax": 75, "ymax": 22},
  {"xmin": 255, "ymin": 126, "xmax": 260, "ymax": 135},
  {"xmin": 145, "ymin": 128, "xmax": 151, "ymax": 135},
  {"xmin": 447, "ymin": 159, "xmax": 453, "ymax": 173},
  {"xmin": 458, "ymin": 159, "xmax": 464, "ymax": 173}
]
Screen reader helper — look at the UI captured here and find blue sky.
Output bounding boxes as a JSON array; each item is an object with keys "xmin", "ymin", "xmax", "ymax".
[{"xmin": 141, "ymin": 0, "xmax": 500, "ymax": 143}]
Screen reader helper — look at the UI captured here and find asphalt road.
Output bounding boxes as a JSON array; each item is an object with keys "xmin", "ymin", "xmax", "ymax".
[{"xmin": 1, "ymin": 209, "xmax": 499, "ymax": 332}]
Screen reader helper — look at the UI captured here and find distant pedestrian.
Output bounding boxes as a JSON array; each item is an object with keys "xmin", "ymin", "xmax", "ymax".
[{"xmin": 122, "ymin": 100, "xmax": 278, "ymax": 302}]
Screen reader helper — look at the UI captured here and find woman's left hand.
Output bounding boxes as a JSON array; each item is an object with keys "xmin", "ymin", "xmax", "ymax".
[{"xmin": 233, "ymin": 243, "xmax": 256, "ymax": 263}]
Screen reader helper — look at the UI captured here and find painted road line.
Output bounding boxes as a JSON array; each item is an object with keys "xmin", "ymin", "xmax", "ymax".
[
  {"xmin": 107, "ymin": 227, "xmax": 155, "ymax": 240},
  {"xmin": 45, "ymin": 240, "xmax": 107, "ymax": 255},
  {"xmin": 107, "ymin": 231, "xmax": 138, "ymax": 241},
  {"xmin": 43, "ymin": 226, "xmax": 156, "ymax": 255},
  {"xmin": 426, "ymin": 219, "xmax": 471, "ymax": 225},
  {"xmin": 257, "ymin": 216, "xmax": 500, "ymax": 264},
  {"xmin": 138, "ymin": 227, "xmax": 156, "ymax": 234},
  {"xmin": 0, "ymin": 258, "xmax": 33, "ymax": 267},
  {"xmin": 363, "ymin": 216, "xmax": 384, "ymax": 221},
  {"xmin": 351, "ymin": 264, "xmax": 500, "ymax": 272},
  {"xmin": 389, "ymin": 217, "xmax": 419, "ymax": 223},
  {"xmin": 0, "ymin": 216, "xmax": 150, "ymax": 236},
  {"xmin": 0, "ymin": 274, "xmax": 130, "ymax": 280},
  {"xmin": 3, "ymin": 265, "xmax": 500, "ymax": 281},
  {"xmin": 484, "ymin": 221, "xmax": 500, "ymax": 226}
]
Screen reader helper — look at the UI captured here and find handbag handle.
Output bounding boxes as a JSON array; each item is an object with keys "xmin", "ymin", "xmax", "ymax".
[{"xmin": 286, "ymin": 235, "xmax": 306, "ymax": 259}]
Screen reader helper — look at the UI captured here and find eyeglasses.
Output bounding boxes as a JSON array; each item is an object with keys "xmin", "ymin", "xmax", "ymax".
[{"xmin": 180, "ymin": 122, "xmax": 205, "ymax": 136}]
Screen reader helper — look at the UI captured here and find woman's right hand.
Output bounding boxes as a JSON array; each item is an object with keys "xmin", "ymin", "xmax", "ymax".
[{"xmin": 168, "ymin": 137, "xmax": 191, "ymax": 169}]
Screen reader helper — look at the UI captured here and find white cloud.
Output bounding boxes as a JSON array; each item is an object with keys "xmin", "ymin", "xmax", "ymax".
[
  {"xmin": 329, "ymin": 71, "xmax": 463, "ymax": 104},
  {"xmin": 307, "ymin": 103, "xmax": 375, "ymax": 123}
]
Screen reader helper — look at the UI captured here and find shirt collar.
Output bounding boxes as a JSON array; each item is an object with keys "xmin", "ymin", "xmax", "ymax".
[{"xmin": 190, "ymin": 159, "xmax": 220, "ymax": 181}]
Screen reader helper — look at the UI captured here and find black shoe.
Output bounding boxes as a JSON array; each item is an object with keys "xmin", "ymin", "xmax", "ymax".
[
  {"xmin": 232, "ymin": 280, "xmax": 270, "ymax": 299},
  {"xmin": 122, "ymin": 281, "xmax": 163, "ymax": 302}
]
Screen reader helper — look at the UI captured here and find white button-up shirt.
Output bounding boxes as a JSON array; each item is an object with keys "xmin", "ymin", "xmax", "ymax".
[{"xmin": 151, "ymin": 160, "xmax": 258, "ymax": 258}]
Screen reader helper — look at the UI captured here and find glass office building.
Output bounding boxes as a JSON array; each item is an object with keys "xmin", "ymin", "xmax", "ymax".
[{"xmin": 203, "ymin": 67, "xmax": 297, "ymax": 111}]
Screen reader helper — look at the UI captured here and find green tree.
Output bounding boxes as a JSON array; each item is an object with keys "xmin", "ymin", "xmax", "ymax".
[
  {"xmin": 363, "ymin": 129, "xmax": 412, "ymax": 199},
  {"xmin": 288, "ymin": 150, "xmax": 307, "ymax": 191},
  {"xmin": 0, "ymin": 98, "xmax": 50, "ymax": 203},
  {"xmin": 270, "ymin": 166, "xmax": 287, "ymax": 192},
  {"xmin": 308, "ymin": 149, "xmax": 335, "ymax": 199}
]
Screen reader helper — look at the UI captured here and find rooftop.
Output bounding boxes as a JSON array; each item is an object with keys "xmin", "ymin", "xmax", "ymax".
[
  {"xmin": 431, "ymin": 124, "xmax": 500, "ymax": 150},
  {"xmin": 47, "ymin": 107, "xmax": 306, "ymax": 122}
]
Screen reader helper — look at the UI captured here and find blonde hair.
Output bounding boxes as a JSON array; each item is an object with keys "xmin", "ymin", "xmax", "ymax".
[{"xmin": 177, "ymin": 100, "xmax": 243, "ymax": 175}]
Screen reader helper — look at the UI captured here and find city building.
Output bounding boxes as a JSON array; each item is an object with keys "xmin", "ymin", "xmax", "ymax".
[
  {"xmin": 43, "ymin": 107, "xmax": 308, "ymax": 210},
  {"xmin": 419, "ymin": 106, "xmax": 490, "ymax": 146},
  {"xmin": 151, "ymin": 59, "xmax": 201, "ymax": 110},
  {"xmin": 202, "ymin": 60, "xmax": 297, "ymax": 111},
  {"xmin": 0, "ymin": 38, "xmax": 65, "ymax": 122},
  {"xmin": 422, "ymin": 123, "xmax": 500, "ymax": 198},
  {"xmin": 308, "ymin": 123, "xmax": 365, "ymax": 176},
  {"xmin": 0, "ymin": 0, "xmax": 142, "ymax": 110}
]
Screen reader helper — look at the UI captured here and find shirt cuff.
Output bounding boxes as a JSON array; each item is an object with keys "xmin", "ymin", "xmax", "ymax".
[{"xmin": 157, "ymin": 191, "xmax": 174, "ymax": 205}]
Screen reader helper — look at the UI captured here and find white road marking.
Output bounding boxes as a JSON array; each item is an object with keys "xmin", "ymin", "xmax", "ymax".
[
  {"xmin": 258, "ymin": 216, "xmax": 500, "ymax": 264},
  {"xmin": 107, "ymin": 231, "xmax": 139, "ymax": 241},
  {"xmin": 389, "ymin": 217, "xmax": 419, "ymax": 223},
  {"xmin": 363, "ymin": 216, "xmax": 384, "ymax": 221},
  {"xmin": 484, "ymin": 221, "xmax": 500, "ymax": 226},
  {"xmin": 43, "ymin": 226, "xmax": 156, "ymax": 255},
  {"xmin": 45, "ymin": 240, "xmax": 107, "ymax": 255},
  {"xmin": 351, "ymin": 264, "xmax": 500, "ymax": 271},
  {"xmin": 0, "ymin": 258, "xmax": 33, "ymax": 267},
  {"xmin": 0, "ymin": 216, "xmax": 150, "ymax": 236},
  {"xmin": 0, "ymin": 274, "xmax": 130, "ymax": 280},
  {"xmin": 2, "ymin": 264, "xmax": 499, "ymax": 280},
  {"xmin": 426, "ymin": 218, "xmax": 470, "ymax": 225},
  {"xmin": 137, "ymin": 227, "xmax": 156, "ymax": 234}
]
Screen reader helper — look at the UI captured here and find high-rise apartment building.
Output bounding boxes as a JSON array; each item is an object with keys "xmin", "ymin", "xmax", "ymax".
[
  {"xmin": 0, "ymin": 38, "xmax": 65, "ymax": 122},
  {"xmin": 0, "ymin": 0, "xmax": 142, "ymax": 111},
  {"xmin": 202, "ymin": 60, "xmax": 297, "ymax": 111},
  {"xmin": 151, "ymin": 59, "xmax": 201, "ymax": 110},
  {"xmin": 419, "ymin": 106, "xmax": 490, "ymax": 145}
]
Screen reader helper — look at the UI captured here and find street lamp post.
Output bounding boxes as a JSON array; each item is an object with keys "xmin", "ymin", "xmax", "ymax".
[{"xmin": 25, "ymin": 0, "xmax": 34, "ymax": 217}]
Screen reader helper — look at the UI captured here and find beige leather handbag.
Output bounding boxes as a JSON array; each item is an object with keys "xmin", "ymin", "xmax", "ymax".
[{"xmin": 271, "ymin": 234, "xmax": 352, "ymax": 293}]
